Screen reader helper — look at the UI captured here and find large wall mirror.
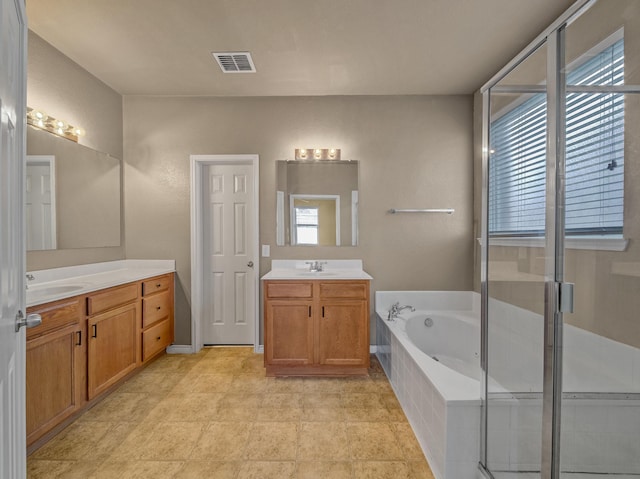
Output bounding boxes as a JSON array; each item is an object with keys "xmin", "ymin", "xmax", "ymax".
[
  {"xmin": 26, "ymin": 127, "xmax": 121, "ymax": 251},
  {"xmin": 276, "ymin": 160, "xmax": 359, "ymax": 246}
]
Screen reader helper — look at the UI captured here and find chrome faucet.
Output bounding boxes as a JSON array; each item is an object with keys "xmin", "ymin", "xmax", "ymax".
[
  {"xmin": 387, "ymin": 302, "xmax": 415, "ymax": 321},
  {"xmin": 305, "ymin": 261, "xmax": 327, "ymax": 272}
]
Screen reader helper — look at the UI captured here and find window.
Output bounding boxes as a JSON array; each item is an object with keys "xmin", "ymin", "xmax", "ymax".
[
  {"xmin": 294, "ymin": 206, "xmax": 319, "ymax": 245},
  {"xmin": 489, "ymin": 37, "xmax": 624, "ymax": 236}
]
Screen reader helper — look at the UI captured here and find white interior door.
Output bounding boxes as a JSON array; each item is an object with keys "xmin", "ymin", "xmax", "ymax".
[
  {"xmin": 0, "ymin": 0, "xmax": 27, "ymax": 477},
  {"xmin": 203, "ymin": 164, "xmax": 256, "ymax": 345},
  {"xmin": 25, "ymin": 156, "xmax": 56, "ymax": 250}
]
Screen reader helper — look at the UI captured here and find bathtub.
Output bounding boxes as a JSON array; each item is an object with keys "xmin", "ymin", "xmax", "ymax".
[
  {"xmin": 376, "ymin": 291, "xmax": 482, "ymax": 479},
  {"xmin": 376, "ymin": 291, "xmax": 640, "ymax": 479}
]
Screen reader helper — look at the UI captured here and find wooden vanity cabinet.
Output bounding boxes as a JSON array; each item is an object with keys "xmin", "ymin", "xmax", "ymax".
[
  {"xmin": 87, "ymin": 284, "xmax": 140, "ymax": 400},
  {"xmin": 26, "ymin": 296, "xmax": 85, "ymax": 447},
  {"xmin": 264, "ymin": 279, "xmax": 370, "ymax": 376},
  {"xmin": 141, "ymin": 274, "xmax": 174, "ymax": 362}
]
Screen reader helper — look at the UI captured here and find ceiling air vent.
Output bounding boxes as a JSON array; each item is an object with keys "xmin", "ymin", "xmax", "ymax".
[{"xmin": 212, "ymin": 52, "xmax": 256, "ymax": 73}]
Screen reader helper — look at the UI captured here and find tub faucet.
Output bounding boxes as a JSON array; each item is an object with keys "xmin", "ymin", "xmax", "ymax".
[
  {"xmin": 387, "ymin": 302, "xmax": 415, "ymax": 321},
  {"xmin": 25, "ymin": 273, "xmax": 35, "ymax": 290}
]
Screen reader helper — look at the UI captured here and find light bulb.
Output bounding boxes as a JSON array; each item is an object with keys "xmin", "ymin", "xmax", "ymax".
[
  {"xmin": 328, "ymin": 149, "xmax": 337, "ymax": 158},
  {"xmin": 74, "ymin": 127, "xmax": 85, "ymax": 137}
]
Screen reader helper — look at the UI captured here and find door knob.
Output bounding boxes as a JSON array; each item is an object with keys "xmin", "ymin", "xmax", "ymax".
[
  {"xmin": 15, "ymin": 310, "xmax": 42, "ymax": 332},
  {"xmin": 247, "ymin": 261, "xmax": 254, "ymax": 268}
]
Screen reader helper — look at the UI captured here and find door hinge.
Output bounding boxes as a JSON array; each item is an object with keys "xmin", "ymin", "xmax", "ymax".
[{"xmin": 558, "ymin": 282, "xmax": 574, "ymax": 313}]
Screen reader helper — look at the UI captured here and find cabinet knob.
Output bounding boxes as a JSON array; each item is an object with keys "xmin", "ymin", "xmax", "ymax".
[
  {"xmin": 156, "ymin": 306, "xmax": 161, "ymax": 311},
  {"xmin": 156, "ymin": 336, "xmax": 161, "ymax": 341},
  {"xmin": 156, "ymin": 283, "xmax": 161, "ymax": 288}
]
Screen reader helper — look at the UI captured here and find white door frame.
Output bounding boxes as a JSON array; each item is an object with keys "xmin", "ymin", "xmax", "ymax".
[
  {"xmin": 26, "ymin": 155, "xmax": 57, "ymax": 249},
  {"xmin": 190, "ymin": 154, "xmax": 259, "ymax": 353}
]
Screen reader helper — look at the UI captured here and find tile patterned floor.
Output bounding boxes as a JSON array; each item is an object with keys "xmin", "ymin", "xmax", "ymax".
[{"xmin": 27, "ymin": 348, "xmax": 435, "ymax": 479}]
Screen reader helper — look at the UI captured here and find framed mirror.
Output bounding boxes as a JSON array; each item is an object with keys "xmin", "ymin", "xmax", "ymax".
[
  {"xmin": 276, "ymin": 160, "xmax": 358, "ymax": 246},
  {"xmin": 26, "ymin": 126, "xmax": 121, "ymax": 251}
]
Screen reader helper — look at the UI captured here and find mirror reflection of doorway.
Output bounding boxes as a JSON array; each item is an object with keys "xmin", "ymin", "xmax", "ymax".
[
  {"xmin": 25, "ymin": 155, "xmax": 56, "ymax": 250},
  {"xmin": 290, "ymin": 194, "xmax": 340, "ymax": 246}
]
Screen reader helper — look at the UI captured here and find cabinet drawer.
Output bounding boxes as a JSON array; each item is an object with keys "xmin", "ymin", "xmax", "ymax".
[
  {"xmin": 142, "ymin": 319, "xmax": 171, "ymax": 361},
  {"xmin": 265, "ymin": 282, "xmax": 313, "ymax": 299},
  {"xmin": 87, "ymin": 283, "xmax": 139, "ymax": 316},
  {"xmin": 142, "ymin": 290, "xmax": 171, "ymax": 328},
  {"xmin": 319, "ymin": 281, "xmax": 368, "ymax": 300},
  {"xmin": 26, "ymin": 297, "xmax": 82, "ymax": 340},
  {"xmin": 142, "ymin": 275, "xmax": 172, "ymax": 296}
]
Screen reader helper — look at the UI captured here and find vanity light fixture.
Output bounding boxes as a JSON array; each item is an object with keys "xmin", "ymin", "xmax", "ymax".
[
  {"xmin": 27, "ymin": 107, "xmax": 84, "ymax": 143},
  {"xmin": 294, "ymin": 148, "xmax": 341, "ymax": 161}
]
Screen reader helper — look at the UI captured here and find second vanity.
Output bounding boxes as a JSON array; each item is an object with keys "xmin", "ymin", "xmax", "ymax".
[
  {"xmin": 262, "ymin": 260, "xmax": 372, "ymax": 377},
  {"xmin": 25, "ymin": 260, "xmax": 175, "ymax": 452}
]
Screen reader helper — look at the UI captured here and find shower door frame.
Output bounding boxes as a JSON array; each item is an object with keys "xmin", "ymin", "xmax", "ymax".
[{"xmin": 478, "ymin": 1, "xmax": 594, "ymax": 478}]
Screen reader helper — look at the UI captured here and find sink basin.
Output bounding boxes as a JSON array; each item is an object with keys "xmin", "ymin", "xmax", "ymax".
[
  {"xmin": 28, "ymin": 284, "xmax": 87, "ymax": 296},
  {"xmin": 295, "ymin": 271, "xmax": 338, "ymax": 276}
]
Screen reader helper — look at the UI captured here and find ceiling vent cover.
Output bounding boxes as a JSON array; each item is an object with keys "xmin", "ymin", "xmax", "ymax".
[{"xmin": 212, "ymin": 52, "xmax": 256, "ymax": 73}]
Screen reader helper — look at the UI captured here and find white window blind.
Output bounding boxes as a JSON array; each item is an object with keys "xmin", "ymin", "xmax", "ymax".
[
  {"xmin": 294, "ymin": 207, "xmax": 319, "ymax": 245},
  {"xmin": 489, "ymin": 38, "xmax": 624, "ymax": 236}
]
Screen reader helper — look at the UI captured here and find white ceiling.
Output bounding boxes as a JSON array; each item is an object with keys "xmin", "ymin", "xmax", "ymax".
[{"xmin": 26, "ymin": 0, "xmax": 575, "ymax": 96}]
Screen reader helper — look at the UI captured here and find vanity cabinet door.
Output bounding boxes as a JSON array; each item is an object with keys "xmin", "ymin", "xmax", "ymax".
[
  {"xmin": 317, "ymin": 301, "xmax": 369, "ymax": 367},
  {"xmin": 26, "ymin": 321, "xmax": 85, "ymax": 447},
  {"xmin": 265, "ymin": 300, "xmax": 314, "ymax": 366},
  {"xmin": 87, "ymin": 302, "xmax": 139, "ymax": 400}
]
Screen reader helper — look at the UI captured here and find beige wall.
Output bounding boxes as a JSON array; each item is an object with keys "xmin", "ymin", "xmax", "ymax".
[
  {"xmin": 26, "ymin": 31, "xmax": 125, "ymax": 271},
  {"xmin": 473, "ymin": 1, "xmax": 640, "ymax": 349},
  {"xmin": 123, "ymin": 95, "xmax": 474, "ymax": 345}
]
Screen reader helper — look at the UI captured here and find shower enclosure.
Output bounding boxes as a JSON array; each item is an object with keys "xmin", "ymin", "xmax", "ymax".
[{"xmin": 479, "ymin": 1, "xmax": 640, "ymax": 477}]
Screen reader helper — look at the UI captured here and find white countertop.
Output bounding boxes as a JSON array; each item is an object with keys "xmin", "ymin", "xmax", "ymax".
[
  {"xmin": 261, "ymin": 259, "xmax": 372, "ymax": 281},
  {"xmin": 26, "ymin": 259, "xmax": 175, "ymax": 307}
]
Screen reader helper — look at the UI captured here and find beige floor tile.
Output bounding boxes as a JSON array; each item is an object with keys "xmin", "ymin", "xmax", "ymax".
[
  {"xmin": 353, "ymin": 460, "xmax": 413, "ymax": 479},
  {"xmin": 264, "ymin": 377, "xmax": 305, "ymax": 394},
  {"xmin": 110, "ymin": 422, "xmax": 203, "ymax": 461},
  {"xmin": 91, "ymin": 460, "xmax": 185, "ymax": 479},
  {"xmin": 302, "ymin": 378, "xmax": 345, "ymax": 394},
  {"xmin": 237, "ymin": 461, "xmax": 296, "ymax": 479},
  {"xmin": 343, "ymin": 393, "xmax": 385, "ymax": 409},
  {"xmin": 380, "ymin": 392, "xmax": 402, "ymax": 410},
  {"xmin": 175, "ymin": 460, "xmax": 240, "ymax": 478},
  {"xmin": 392, "ymin": 423, "xmax": 426, "ymax": 460},
  {"xmin": 205, "ymin": 346, "xmax": 254, "ymax": 358},
  {"xmin": 189, "ymin": 422, "xmax": 252, "ymax": 460},
  {"xmin": 214, "ymin": 406, "xmax": 259, "ymax": 422},
  {"xmin": 298, "ymin": 422, "xmax": 350, "ymax": 461},
  {"xmin": 117, "ymin": 371, "xmax": 183, "ymax": 394},
  {"xmin": 31, "ymin": 421, "xmax": 112, "ymax": 460},
  {"xmin": 80, "ymin": 392, "xmax": 161, "ymax": 423},
  {"xmin": 261, "ymin": 393, "xmax": 303, "ymax": 409},
  {"xmin": 295, "ymin": 461, "xmax": 353, "ymax": 479},
  {"xmin": 256, "ymin": 407, "xmax": 303, "ymax": 422},
  {"xmin": 347, "ymin": 423, "xmax": 405, "ymax": 460},
  {"xmin": 345, "ymin": 407, "xmax": 391, "ymax": 422},
  {"xmin": 408, "ymin": 460, "xmax": 436, "ymax": 479},
  {"xmin": 342, "ymin": 378, "xmax": 380, "ymax": 394},
  {"xmin": 227, "ymin": 375, "xmax": 268, "ymax": 394},
  {"xmin": 147, "ymin": 393, "xmax": 223, "ymax": 422},
  {"xmin": 173, "ymin": 373, "xmax": 234, "ymax": 394},
  {"xmin": 245, "ymin": 422, "xmax": 299, "ymax": 460},
  {"xmin": 27, "ymin": 460, "xmax": 103, "ymax": 479},
  {"xmin": 240, "ymin": 355, "xmax": 266, "ymax": 374},
  {"xmin": 302, "ymin": 393, "xmax": 342, "ymax": 409},
  {"xmin": 144, "ymin": 355, "xmax": 202, "ymax": 374},
  {"xmin": 218, "ymin": 392, "xmax": 262, "ymax": 409},
  {"xmin": 301, "ymin": 407, "xmax": 346, "ymax": 422},
  {"xmin": 388, "ymin": 408, "xmax": 409, "ymax": 422}
]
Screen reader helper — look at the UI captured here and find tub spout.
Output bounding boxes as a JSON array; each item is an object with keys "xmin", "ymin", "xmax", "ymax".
[{"xmin": 388, "ymin": 302, "xmax": 415, "ymax": 320}]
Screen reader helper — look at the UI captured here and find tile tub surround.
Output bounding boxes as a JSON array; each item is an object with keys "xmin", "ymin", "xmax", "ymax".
[
  {"xmin": 26, "ymin": 259, "xmax": 176, "ymax": 306},
  {"xmin": 27, "ymin": 348, "xmax": 435, "ymax": 479},
  {"xmin": 375, "ymin": 292, "xmax": 481, "ymax": 479},
  {"xmin": 376, "ymin": 291, "xmax": 640, "ymax": 477}
]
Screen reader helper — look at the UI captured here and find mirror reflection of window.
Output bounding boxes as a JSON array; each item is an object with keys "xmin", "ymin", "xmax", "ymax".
[{"xmin": 295, "ymin": 206, "xmax": 319, "ymax": 245}]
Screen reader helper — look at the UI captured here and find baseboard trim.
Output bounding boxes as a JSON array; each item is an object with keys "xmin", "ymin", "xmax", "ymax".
[
  {"xmin": 166, "ymin": 345, "xmax": 194, "ymax": 354},
  {"xmin": 255, "ymin": 345, "xmax": 264, "ymax": 354},
  {"xmin": 370, "ymin": 345, "xmax": 377, "ymax": 353}
]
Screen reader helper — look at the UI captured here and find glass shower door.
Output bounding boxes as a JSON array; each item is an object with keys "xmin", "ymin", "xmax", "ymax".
[
  {"xmin": 559, "ymin": 1, "xmax": 640, "ymax": 476},
  {"xmin": 484, "ymin": 41, "xmax": 549, "ymax": 478}
]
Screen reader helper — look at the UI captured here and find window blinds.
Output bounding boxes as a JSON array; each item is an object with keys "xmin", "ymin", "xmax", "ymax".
[{"xmin": 489, "ymin": 39, "xmax": 624, "ymax": 236}]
